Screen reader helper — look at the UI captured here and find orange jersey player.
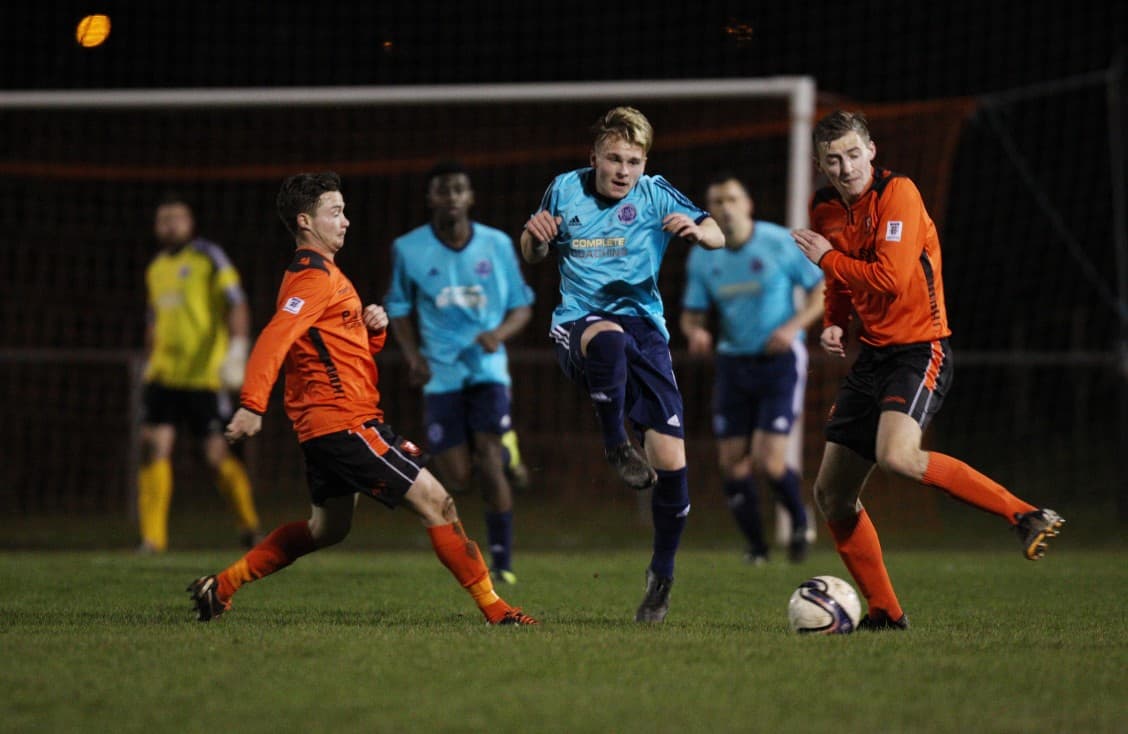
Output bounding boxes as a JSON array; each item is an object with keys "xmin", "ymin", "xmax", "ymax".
[
  {"xmin": 791, "ymin": 111, "xmax": 1063, "ymax": 632},
  {"xmin": 186, "ymin": 171, "xmax": 537, "ymax": 626},
  {"xmin": 809, "ymin": 166, "xmax": 950, "ymax": 349},
  {"xmin": 239, "ymin": 246, "xmax": 386, "ymax": 443}
]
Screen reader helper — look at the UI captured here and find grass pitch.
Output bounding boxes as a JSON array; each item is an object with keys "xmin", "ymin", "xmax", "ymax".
[{"xmin": 1, "ymin": 545, "xmax": 1124, "ymax": 734}]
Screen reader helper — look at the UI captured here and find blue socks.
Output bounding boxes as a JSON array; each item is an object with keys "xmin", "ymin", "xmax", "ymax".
[
  {"xmin": 650, "ymin": 467, "xmax": 690, "ymax": 579},
  {"xmin": 770, "ymin": 468, "xmax": 807, "ymax": 533},
  {"xmin": 583, "ymin": 330, "xmax": 629, "ymax": 450},
  {"xmin": 484, "ymin": 510, "xmax": 513, "ymax": 572},
  {"xmin": 724, "ymin": 477, "xmax": 767, "ymax": 555}
]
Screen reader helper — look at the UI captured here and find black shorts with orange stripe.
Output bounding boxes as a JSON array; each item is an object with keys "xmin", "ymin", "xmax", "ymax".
[
  {"xmin": 825, "ymin": 339, "xmax": 953, "ymax": 461},
  {"xmin": 300, "ymin": 419, "xmax": 429, "ymax": 507}
]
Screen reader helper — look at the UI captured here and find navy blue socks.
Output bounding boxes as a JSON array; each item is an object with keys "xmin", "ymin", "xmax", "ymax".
[
  {"xmin": 650, "ymin": 467, "xmax": 690, "ymax": 579},
  {"xmin": 583, "ymin": 330, "xmax": 629, "ymax": 450}
]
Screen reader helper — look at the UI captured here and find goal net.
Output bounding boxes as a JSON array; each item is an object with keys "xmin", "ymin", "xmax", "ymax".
[{"xmin": 0, "ymin": 78, "xmax": 822, "ymax": 515}]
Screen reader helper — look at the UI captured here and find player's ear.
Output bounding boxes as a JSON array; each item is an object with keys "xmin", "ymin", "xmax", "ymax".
[
  {"xmin": 296, "ymin": 212, "xmax": 311, "ymax": 232},
  {"xmin": 589, "ymin": 147, "xmax": 597, "ymax": 167}
]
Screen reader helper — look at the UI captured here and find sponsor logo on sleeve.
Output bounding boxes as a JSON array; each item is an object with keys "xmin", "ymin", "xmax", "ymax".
[
  {"xmin": 282, "ymin": 296, "xmax": 305, "ymax": 314},
  {"xmin": 885, "ymin": 220, "xmax": 903, "ymax": 242}
]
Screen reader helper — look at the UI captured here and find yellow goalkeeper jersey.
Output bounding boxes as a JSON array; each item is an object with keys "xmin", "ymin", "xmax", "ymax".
[{"xmin": 144, "ymin": 239, "xmax": 245, "ymax": 390}]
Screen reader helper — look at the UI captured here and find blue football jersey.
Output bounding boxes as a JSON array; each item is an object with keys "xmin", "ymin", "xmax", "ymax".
[
  {"xmin": 683, "ymin": 220, "xmax": 823, "ymax": 355},
  {"xmin": 537, "ymin": 168, "xmax": 709, "ymax": 341},
  {"xmin": 384, "ymin": 222, "xmax": 534, "ymax": 393}
]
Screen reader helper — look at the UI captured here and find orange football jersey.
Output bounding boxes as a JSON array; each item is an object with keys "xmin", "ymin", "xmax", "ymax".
[
  {"xmin": 240, "ymin": 249, "xmax": 386, "ymax": 442},
  {"xmin": 810, "ymin": 167, "xmax": 950, "ymax": 347}
]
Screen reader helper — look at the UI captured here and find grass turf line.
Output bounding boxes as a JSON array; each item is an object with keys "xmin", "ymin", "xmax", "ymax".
[{"xmin": 1, "ymin": 548, "xmax": 1125, "ymax": 734}]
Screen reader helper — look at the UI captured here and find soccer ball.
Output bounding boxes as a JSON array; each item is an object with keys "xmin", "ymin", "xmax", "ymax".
[{"xmin": 787, "ymin": 575, "xmax": 862, "ymax": 634}]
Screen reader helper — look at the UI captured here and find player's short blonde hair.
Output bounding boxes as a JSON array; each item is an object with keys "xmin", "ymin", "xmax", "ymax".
[{"xmin": 591, "ymin": 106, "xmax": 653, "ymax": 154}]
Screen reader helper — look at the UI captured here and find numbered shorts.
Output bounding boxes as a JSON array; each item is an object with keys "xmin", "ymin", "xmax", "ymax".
[
  {"xmin": 423, "ymin": 382, "xmax": 513, "ymax": 453},
  {"xmin": 825, "ymin": 339, "xmax": 953, "ymax": 461},
  {"xmin": 300, "ymin": 419, "xmax": 428, "ymax": 508},
  {"xmin": 713, "ymin": 344, "xmax": 806, "ymax": 439}
]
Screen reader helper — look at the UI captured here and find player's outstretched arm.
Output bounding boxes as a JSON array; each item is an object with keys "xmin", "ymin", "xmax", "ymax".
[{"xmin": 662, "ymin": 214, "xmax": 724, "ymax": 249}]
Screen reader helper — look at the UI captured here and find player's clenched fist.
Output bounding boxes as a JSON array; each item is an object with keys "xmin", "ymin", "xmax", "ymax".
[
  {"xmin": 520, "ymin": 211, "xmax": 563, "ymax": 264},
  {"xmin": 525, "ymin": 210, "xmax": 561, "ymax": 244},
  {"xmin": 225, "ymin": 407, "xmax": 262, "ymax": 443},
  {"xmin": 363, "ymin": 303, "xmax": 388, "ymax": 332}
]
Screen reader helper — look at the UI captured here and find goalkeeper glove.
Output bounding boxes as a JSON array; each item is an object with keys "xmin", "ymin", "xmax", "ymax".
[{"xmin": 219, "ymin": 336, "xmax": 249, "ymax": 391}]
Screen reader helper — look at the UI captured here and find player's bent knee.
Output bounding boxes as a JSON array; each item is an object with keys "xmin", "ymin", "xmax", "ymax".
[
  {"xmin": 405, "ymin": 470, "xmax": 458, "ymax": 525},
  {"xmin": 874, "ymin": 449, "xmax": 927, "ymax": 481},
  {"xmin": 814, "ymin": 484, "xmax": 856, "ymax": 521},
  {"xmin": 309, "ymin": 518, "xmax": 350, "ymax": 548}
]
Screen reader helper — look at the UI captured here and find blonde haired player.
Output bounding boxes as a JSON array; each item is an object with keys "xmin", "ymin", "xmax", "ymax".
[
  {"xmin": 137, "ymin": 193, "xmax": 261, "ymax": 552},
  {"xmin": 521, "ymin": 106, "xmax": 724, "ymax": 622}
]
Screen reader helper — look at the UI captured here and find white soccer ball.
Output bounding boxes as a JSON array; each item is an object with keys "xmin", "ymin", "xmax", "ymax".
[{"xmin": 787, "ymin": 575, "xmax": 862, "ymax": 634}]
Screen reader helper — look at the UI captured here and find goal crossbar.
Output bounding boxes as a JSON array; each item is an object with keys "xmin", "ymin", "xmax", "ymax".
[{"xmin": 0, "ymin": 77, "xmax": 816, "ymax": 227}]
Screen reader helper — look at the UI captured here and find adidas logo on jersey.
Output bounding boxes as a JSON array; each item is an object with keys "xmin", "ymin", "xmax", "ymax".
[
  {"xmin": 568, "ymin": 215, "xmax": 582, "ymax": 227},
  {"xmin": 427, "ymin": 267, "xmax": 440, "ymax": 277},
  {"xmin": 666, "ymin": 415, "xmax": 681, "ymax": 428}
]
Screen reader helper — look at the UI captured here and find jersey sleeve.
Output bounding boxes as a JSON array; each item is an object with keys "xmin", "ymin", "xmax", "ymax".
[
  {"xmin": 382, "ymin": 242, "xmax": 415, "ymax": 319},
  {"xmin": 651, "ymin": 175, "xmax": 708, "ymax": 222},
  {"xmin": 200, "ymin": 241, "xmax": 247, "ymax": 306},
  {"xmin": 368, "ymin": 329, "xmax": 387, "ymax": 355},
  {"xmin": 681, "ymin": 248, "xmax": 711, "ymax": 311},
  {"xmin": 822, "ymin": 274, "xmax": 853, "ymax": 332},
  {"xmin": 239, "ymin": 268, "xmax": 332, "ymax": 414},
  {"xmin": 786, "ymin": 241, "xmax": 825, "ymax": 291},
  {"xmin": 819, "ymin": 179, "xmax": 927, "ymax": 297}
]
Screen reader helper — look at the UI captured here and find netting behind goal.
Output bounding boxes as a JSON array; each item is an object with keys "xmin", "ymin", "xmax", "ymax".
[
  {"xmin": 1, "ymin": 76, "xmax": 1122, "ymax": 524},
  {"xmin": 0, "ymin": 84, "xmax": 813, "ymax": 514}
]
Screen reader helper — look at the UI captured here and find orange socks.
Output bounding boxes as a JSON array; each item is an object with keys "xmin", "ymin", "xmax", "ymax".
[
  {"xmin": 217, "ymin": 521, "xmax": 317, "ymax": 601},
  {"xmin": 827, "ymin": 509, "xmax": 903, "ymax": 621},
  {"xmin": 922, "ymin": 452, "xmax": 1036, "ymax": 523},
  {"xmin": 428, "ymin": 521, "xmax": 508, "ymax": 622}
]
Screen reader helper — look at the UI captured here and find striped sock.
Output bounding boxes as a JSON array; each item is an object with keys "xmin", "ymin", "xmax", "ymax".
[
  {"xmin": 650, "ymin": 467, "xmax": 690, "ymax": 579},
  {"xmin": 428, "ymin": 521, "xmax": 506, "ymax": 621}
]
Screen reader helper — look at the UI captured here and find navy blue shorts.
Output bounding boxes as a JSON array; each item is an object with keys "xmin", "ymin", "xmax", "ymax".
[
  {"xmin": 300, "ymin": 419, "xmax": 427, "ymax": 507},
  {"xmin": 142, "ymin": 383, "xmax": 231, "ymax": 438},
  {"xmin": 825, "ymin": 339, "xmax": 953, "ymax": 461},
  {"xmin": 551, "ymin": 315, "xmax": 685, "ymax": 439},
  {"xmin": 423, "ymin": 382, "xmax": 513, "ymax": 453},
  {"xmin": 712, "ymin": 345, "xmax": 806, "ymax": 438}
]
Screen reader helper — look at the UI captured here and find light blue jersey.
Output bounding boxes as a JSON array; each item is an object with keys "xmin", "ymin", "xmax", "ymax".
[
  {"xmin": 683, "ymin": 220, "xmax": 823, "ymax": 355},
  {"xmin": 538, "ymin": 168, "xmax": 709, "ymax": 341},
  {"xmin": 384, "ymin": 222, "xmax": 534, "ymax": 394}
]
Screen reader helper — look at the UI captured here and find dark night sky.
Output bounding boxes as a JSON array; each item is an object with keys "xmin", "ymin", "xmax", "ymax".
[{"xmin": 3, "ymin": 1, "xmax": 1124, "ymax": 101}]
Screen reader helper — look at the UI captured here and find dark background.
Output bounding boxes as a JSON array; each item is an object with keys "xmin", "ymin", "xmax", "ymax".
[
  {"xmin": 1, "ymin": 1, "xmax": 1124, "ymax": 529},
  {"xmin": 2, "ymin": 1, "xmax": 1122, "ymax": 100}
]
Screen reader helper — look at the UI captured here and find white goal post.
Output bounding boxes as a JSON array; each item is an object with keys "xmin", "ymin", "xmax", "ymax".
[
  {"xmin": 1, "ymin": 77, "xmax": 818, "ymax": 522},
  {"xmin": 0, "ymin": 76, "xmax": 817, "ymax": 228}
]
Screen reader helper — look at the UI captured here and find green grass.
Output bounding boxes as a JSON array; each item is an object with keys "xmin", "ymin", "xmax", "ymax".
[{"xmin": 1, "ymin": 546, "xmax": 1125, "ymax": 734}]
